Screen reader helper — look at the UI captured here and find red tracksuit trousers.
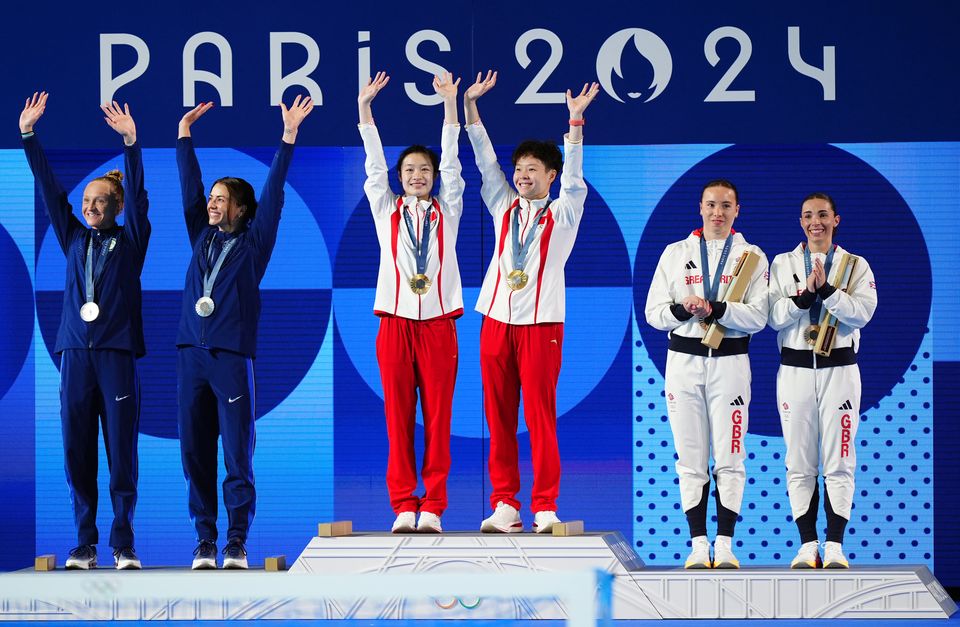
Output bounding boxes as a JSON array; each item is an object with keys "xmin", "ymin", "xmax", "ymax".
[
  {"xmin": 377, "ymin": 316, "xmax": 458, "ymax": 515},
  {"xmin": 480, "ymin": 318, "xmax": 563, "ymax": 513}
]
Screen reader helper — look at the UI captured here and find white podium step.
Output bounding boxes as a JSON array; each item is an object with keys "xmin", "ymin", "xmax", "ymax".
[
  {"xmin": 0, "ymin": 532, "xmax": 954, "ymax": 621},
  {"xmin": 287, "ymin": 532, "xmax": 956, "ymax": 620}
]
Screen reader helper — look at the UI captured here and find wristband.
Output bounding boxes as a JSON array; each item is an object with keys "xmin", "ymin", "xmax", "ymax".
[{"xmin": 568, "ymin": 118, "xmax": 585, "ymax": 127}]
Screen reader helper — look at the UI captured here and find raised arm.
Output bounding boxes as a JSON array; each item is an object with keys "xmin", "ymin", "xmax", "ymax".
[
  {"xmin": 463, "ymin": 71, "xmax": 511, "ymax": 215},
  {"xmin": 176, "ymin": 102, "xmax": 215, "ymax": 246},
  {"xmin": 102, "ymin": 101, "xmax": 150, "ymax": 256},
  {"xmin": 433, "ymin": 72, "xmax": 464, "ymax": 216},
  {"xmin": 553, "ymin": 83, "xmax": 599, "ymax": 226},
  {"xmin": 357, "ymin": 72, "xmax": 396, "ymax": 217},
  {"xmin": 249, "ymin": 95, "xmax": 313, "ymax": 261},
  {"xmin": 19, "ymin": 92, "xmax": 84, "ymax": 253}
]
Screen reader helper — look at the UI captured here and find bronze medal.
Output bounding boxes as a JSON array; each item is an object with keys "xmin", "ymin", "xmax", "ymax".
[
  {"xmin": 804, "ymin": 324, "xmax": 820, "ymax": 346},
  {"xmin": 409, "ymin": 274, "xmax": 432, "ymax": 295},
  {"xmin": 698, "ymin": 319, "xmax": 709, "ymax": 330},
  {"xmin": 506, "ymin": 269, "xmax": 529, "ymax": 291}
]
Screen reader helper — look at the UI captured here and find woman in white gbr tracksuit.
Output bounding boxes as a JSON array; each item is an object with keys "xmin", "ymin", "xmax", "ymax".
[
  {"xmin": 645, "ymin": 180, "xmax": 769, "ymax": 569},
  {"xmin": 768, "ymin": 192, "xmax": 877, "ymax": 569}
]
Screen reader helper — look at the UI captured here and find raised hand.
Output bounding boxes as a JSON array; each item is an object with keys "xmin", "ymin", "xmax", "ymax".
[
  {"xmin": 178, "ymin": 102, "xmax": 214, "ymax": 138},
  {"xmin": 566, "ymin": 82, "xmax": 600, "ymax": 118},
  {"xmin": 20, "ymin": 91, "xmax": 48, "ymax": 133},
  {"xmin": 433, "ymin": 72, "xmax": 461, "ymax": 100},
  {"xmin": 280, "ymin": 94, "xmax": 314, "ymax": 143},
  {"xmin": 101, "ymin": 101, "xmax": 137, "ymax": 145},
  {"xmin": 464, "ymin": 70, "xmax": 497, "ymax": 102},
  {"xmin": 359, "ymin": 71, "xmax": 390, "ymax": 106}
]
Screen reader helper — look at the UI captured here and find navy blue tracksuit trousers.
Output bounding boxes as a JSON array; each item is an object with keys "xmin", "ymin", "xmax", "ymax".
[
  {"xmin": 60, "ymin": 349, "xmax": 140, "ymax": 548},
  {"xmin": 177, "ymin": 347, "xmax": 256, "ymax": 543}
]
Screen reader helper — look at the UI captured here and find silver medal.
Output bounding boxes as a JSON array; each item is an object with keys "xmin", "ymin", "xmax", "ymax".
[
  {"xmin": 80, "ymin": 302, "xmax": 100, "ymax": 322},
  {"xmin": 195, "ymin": 296, "xmax": 215, "ymax": 317}
]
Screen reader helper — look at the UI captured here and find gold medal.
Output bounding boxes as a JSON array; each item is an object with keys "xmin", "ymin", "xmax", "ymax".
[
  {"xmin": 409, "ymin": 274, "xmax": 432, "ymax": 295},
  {"xmin": 804, "ymin": 324, "xmax": 820, "ymax": 346},
  {"xmin": 506, "ymin": 269, "xmax": 529, "ymax": 291}
]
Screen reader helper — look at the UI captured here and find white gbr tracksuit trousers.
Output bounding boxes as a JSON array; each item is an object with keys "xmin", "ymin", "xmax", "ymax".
[
  {"xmin": 645, "ymin": 232, "xmax": 769, "ymax": 516},
  {"xmin": 768, "ymin": 244, "xmax": 877, "ymax": 522}
]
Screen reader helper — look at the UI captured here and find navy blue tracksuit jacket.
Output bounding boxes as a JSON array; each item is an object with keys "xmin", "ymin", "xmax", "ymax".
[
  {"xmin": 23, "ymin": 133, "xmax": 150, "ymax": 549},
  {"xmin": 175, "ymin": 137, "xmax": 292, "ymax": 544}
]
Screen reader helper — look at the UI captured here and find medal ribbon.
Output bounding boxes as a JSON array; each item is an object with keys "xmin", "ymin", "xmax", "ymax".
[
  {"xmin": 699, "ymin": 232, "xmax": 733, "ymax": 302},
  {"xmin": 803, "ymin": 243, "xmax": 836, "ymax": 326},
  {"xmin": 512, "ymin": 200, "xmax": 551, "ymax": 272},
  {"xmin": 84, "ymin": 233, "xmax": 117, "ymax": 305},
  {"xmin": 202, "ymin": 233, "xmax": 237, "ymax": 301},
  {"xmin": 401, "ymin": 197, "xmax": 433, "ymax": 276}
]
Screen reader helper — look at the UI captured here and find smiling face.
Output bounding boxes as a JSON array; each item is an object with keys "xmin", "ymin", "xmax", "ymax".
[
  {"xmin": 699, "ymin": 185, "xmax": 739, "ymax": 239},
  {"xmin": 81, "ymin": 180, "xmax": 122, "ymax": 230},
  {"xmin": 207, "ymin": 182, "xmax": 246, "ymax": 232},
  {"xmin": 800, "ymin": 196, "xmax": 840, "ymax": 248},
  {"xmin": 513, "ymin": 155, "xmax": 557, "ymax": 201},
  {"xmin": 398, "ymin": 152, "xmax": 435, "ymax": 201}
]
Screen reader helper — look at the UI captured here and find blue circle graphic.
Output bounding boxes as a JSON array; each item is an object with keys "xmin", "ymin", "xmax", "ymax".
[
  {"xmin": 334, "ymin": 161, "xmax": 632, "ymax": 438},
  {"xmin": 35, "ymin": 148, "xmax": 332, "ymax": 439},
  {"xmin": 0, "ymin": 223, "xmax": 33, "ymax": 399},
  {"xmin": 633, "ymin": 144, "xmax": 930, "ymax": 436}
]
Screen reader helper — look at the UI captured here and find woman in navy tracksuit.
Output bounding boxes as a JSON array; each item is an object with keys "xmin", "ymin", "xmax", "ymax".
[
  {"xmin": 19, "ymin": 93, "xmax": 150, "ymax": 570},
  {"xmin": 175, "ymin": 97, "xmax": 313, "ymax": 569}
]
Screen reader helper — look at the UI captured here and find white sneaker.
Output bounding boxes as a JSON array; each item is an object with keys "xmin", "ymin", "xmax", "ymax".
[
  {"xmin": 713, "ymin": 535, "xmax": 740, "ymax": 569},
  {"xmin": 222, "ymin": 540, "xmax": 248, "ymax": 570},
  {"xmin": 417, "ymin": 511, "xmax": 443, "ymax": 533},
  {"xmin": 791, "ymin": 540, "xmax": 821, "ymax": 569},
  {"xmin": 480, "ymin": 501, "xmax": 523, "ymax": 533},
  {"xmin": 684, "ymin": 535, "xmax": 711, "ymax": 569},
  {"xmin": 533, "ymin": 511, "xmax": 561, "ymax": 534},
  {"xmin": 65, "ymin": 544, "xmax": 97, "ymax": 570},
  {"xmin": 391, "ymin": 511, "xmax": 416, "ymax": 533},
  {"xmin": 113, "ymin": 547, "xmax": 142, "ymax": 570},
  {"xmin": 823, "ymin": 541, "xmax": 849, "ymax": 569}
]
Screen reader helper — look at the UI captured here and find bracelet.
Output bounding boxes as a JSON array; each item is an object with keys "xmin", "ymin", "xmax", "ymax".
[
  {"xmin": 21, "ymin": 131, "xmax": 35, "ymax": 139},
  {"xmin": 568, "ymin": 118, "xmax": 585, "ymax": 127}
]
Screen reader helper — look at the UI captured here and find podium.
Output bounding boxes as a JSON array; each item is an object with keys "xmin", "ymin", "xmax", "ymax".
[{"xmin": 0, "ymin": 531, "xmax": 954, "ymax": 621}]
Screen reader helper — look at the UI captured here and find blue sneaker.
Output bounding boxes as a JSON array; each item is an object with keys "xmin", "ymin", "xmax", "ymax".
[
  {"xmin": 222, "ymin": 539, "xmax": 248, "ymax": 569},
  {"xmin": 113, "ymin": 547, "xmax": 142, "ymax": 570},
  {"xmin": 192, "ymin": 540, "xmax": 217, "ymax": 570},
  {"xmin": 65, "ymin": 544, "xmax": 97, "ymax": 570}
]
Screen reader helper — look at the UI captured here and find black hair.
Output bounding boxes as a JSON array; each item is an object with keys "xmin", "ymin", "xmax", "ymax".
[
  {"xmin": 801, "ymin": 191, "xmax": 839, "ymax": 234},
  {"xmin": 512, "ymin": 140, "xmax": 563, "ymax": 173},
  {"xmin": 213, "ymin": 177, "xmax": 258, "ymax": 225},
  {"xmin": 701, "ymin": 179, "xmax": 739, "ymax": 204},
  {"xmin": 395, "ymin": 145, "xmax": 440, "ymax": 178}
]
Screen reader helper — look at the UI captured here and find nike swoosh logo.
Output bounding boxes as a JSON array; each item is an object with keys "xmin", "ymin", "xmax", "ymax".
[
  {"xmin": 115, "ymin": 395, "xmax": 130, "ymax": 402},
  {"xmin": 228, "ymin": 395, "xmax": 244, "ymax": 403},
  {"xmin": 550, "ymin": 339, "xmax": 558, "ymax": 344}
]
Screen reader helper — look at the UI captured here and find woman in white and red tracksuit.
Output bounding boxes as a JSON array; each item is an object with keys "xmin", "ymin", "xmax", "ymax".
[
  {"xmin": 358, "ymin": 72, "xmax": 465, "ymax": 534},
  {"xmin": 645, "ymin": 180, "xmax": 769, "ymax": 569},
  {"xmin": 768, "ymin": 192, "xmax": 877, "ymax": 569},
  {"xmin": 463, "ymin": 71, "xmax": 600, "ymax": 535}
]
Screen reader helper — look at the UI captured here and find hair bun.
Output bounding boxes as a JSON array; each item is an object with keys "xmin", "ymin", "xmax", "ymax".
[{"xmin": 103, "ymin": 168, "xmax": 124, "ymax": 183}]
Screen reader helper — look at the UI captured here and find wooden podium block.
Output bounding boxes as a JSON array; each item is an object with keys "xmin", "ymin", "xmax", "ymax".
[
  {"xmin": 265, "ymin": 555, "xmax": 287, "ymax": 571},
  {"xmin": 318, "ymin": 521, "xmax": 353, "ymax": 537},
  {"xmin": 34, "ymin": 555, "xmax": 56, "ymax": 571},
  {"xmin": 552, "ymin": 520, "xmax": 584, "ymax": 537}
]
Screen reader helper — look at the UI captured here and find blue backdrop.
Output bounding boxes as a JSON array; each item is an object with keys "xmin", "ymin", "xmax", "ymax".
[{"xmin": 0, "ymin": 0, "xmax": 957, "ymax": 582}]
